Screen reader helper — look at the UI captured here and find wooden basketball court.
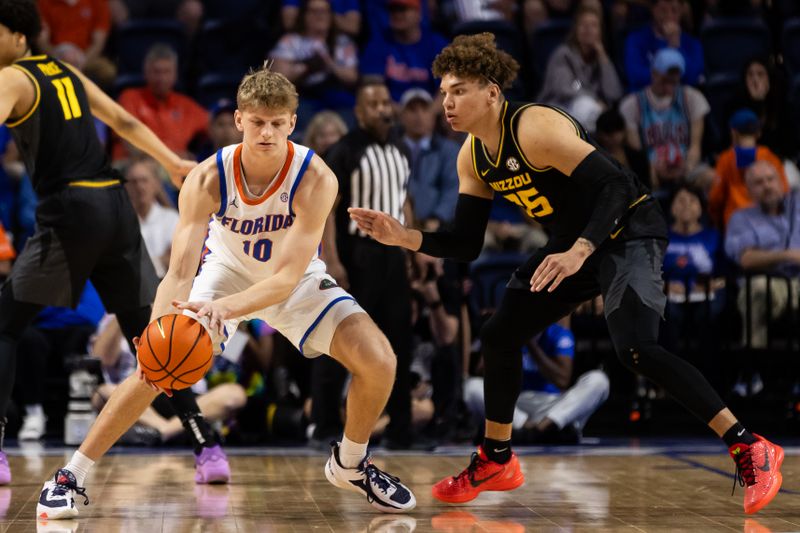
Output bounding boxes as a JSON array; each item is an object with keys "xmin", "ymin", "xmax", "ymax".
[{"xmin": 3, "ymin": 440, "xmax": 798, "ymax": 532}]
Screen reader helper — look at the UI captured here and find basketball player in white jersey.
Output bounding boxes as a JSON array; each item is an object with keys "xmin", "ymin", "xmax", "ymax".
[{"xmin": 37, "ymin": 65, "xmax": 416, "ymax": 518}]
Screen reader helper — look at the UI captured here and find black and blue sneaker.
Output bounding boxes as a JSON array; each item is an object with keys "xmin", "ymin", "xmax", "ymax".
[
  {"xmin": 325, "ymin": 441, "xmax": 416, "ymax": 513},
  {"xmin": 36, "ymin": 469, "xmax": 89, "ymax": 520}
]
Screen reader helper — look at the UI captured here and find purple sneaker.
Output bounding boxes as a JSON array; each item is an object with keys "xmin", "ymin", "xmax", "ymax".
[
  {"xmin": 0, "ymin": 451, "xmax": 10, "ymax": 485},
  {"xmin": 194, "ymin": 445, "xmax": 230, "ymax": 484}
]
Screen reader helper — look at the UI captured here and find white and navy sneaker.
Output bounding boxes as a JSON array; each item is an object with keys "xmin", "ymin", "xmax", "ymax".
[
  {"xmin": 36, "ymin": 469, "xmax": 88, "ymax": 520},
  {"xmin": 325, "ymin": 441, "xmax": 416, "ymax": 513}
]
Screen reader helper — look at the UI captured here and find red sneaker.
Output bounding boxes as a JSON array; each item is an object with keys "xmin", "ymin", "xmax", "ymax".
[
  {"xmin": 431, "ymin": 447, "xmax": 524, "ymax": 504},
  {"xmin": 729, "ymin": 434, "xmax": 784, "ymax": 514}
]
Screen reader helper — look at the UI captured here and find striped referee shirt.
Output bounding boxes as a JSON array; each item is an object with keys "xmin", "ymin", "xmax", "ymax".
[{"xmin": 324, "ymin": 128, "xmax": 409, "ymax": 239}]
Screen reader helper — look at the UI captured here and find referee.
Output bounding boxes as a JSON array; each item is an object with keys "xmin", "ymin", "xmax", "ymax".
[{"xmin": 314, "ymin": 80, "xmax": 415, "ymax": 448}]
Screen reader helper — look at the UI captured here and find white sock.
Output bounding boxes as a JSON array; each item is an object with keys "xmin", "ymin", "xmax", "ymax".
[
  {"xmin": 64, "ymin": 451, "xmax": 94, "ymax": 486},
  {"xmin": 339, "ymin": 435, "xmax": 368, "ymax": 469},
  {"xmin": 25, "ymin": 404, "xmax": 43, "ymax": 417}
]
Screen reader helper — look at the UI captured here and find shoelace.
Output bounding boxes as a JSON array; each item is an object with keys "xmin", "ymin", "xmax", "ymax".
[
  {"xmin": 731, "ymin": 448, "xmax": 756, "ymax": 495},
  {"xmin": 454, "ymin": 452, "xmax": 485, "ymax": 483},
  {"xmin": 53, "ymin": 473, "xmax": 90, "ymax": 505},
  {"xmin": 365, "ymin": 464, "xmax": 403, "ymax": 496}
]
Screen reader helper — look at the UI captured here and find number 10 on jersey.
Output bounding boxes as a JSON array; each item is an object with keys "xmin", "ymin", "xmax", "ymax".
[{"xmin": 242, "ymin": 238, "xmax": 272, "ymax": 262}]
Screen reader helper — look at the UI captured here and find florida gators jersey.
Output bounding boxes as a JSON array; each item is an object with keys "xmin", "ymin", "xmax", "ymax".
[{"xmin": 202, "ymin": 141, "xmax": 325, "ymax": 279}]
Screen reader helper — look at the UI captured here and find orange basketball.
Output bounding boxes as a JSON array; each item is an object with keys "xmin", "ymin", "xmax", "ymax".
[{"xmin": 137, "ymin": 314, "xmax": 214, "ymax": 391}]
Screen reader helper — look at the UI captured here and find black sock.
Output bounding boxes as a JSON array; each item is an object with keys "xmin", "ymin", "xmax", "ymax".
[
  {"xmin": 483, "ymin": 437, "xmax": 512, "ymax": 464},
  {"xmin": 179, "ymin": 412, "xmax": 219, "ymax": 454},
  {"xmin": 722, "ymin": 422, "xmax": 757, "ymax": 448}
]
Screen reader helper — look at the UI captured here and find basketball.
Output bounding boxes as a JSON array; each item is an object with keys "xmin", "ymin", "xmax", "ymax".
[{"xmin": 137, "ymin": 314, "xmax": 213, "ymax": 391}]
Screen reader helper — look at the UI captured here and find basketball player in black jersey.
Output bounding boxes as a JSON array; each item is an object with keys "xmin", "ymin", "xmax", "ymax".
[
  {"xmin": 350, "ymin": 33, "xmax": 783, "ymax": 514},
  {"xmin": 0, "ymin": 0, "xmax": 230, "ymax": 497}
]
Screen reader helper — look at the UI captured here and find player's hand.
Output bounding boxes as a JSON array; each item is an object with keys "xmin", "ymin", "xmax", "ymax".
[
  {"xmin": 133, "ymin": 337, "xmax": 173, "ymax": 397},
  {"xmin": 166, "ymin": 158, "xmax": 198, "ymax": 189},
  {"xmin": 348, "ymin": 207, "xmax": 408, "ymax": 247},
  {"xmin": 530, "ymin": 244, "xmax": 591, "ymax": 293},
  {"xmin": 171, "ymin": 299, "xmax": 230, "ymax": 338}
]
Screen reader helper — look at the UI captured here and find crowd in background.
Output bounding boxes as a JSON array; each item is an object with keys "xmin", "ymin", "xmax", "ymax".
[{"xmin": 1, "ymin": 0, "xmax": 799, "ymax": 449}]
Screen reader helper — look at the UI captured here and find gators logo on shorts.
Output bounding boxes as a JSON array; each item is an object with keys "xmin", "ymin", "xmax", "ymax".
[{"xmin": 319, "ymin": 279, "xmax": 338, "ymax": 290}]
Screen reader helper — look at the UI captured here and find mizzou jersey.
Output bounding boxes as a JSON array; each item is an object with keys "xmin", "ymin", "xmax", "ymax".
[
  {"xmin": 6, "ymin": 55, "xmax": 112, "ymax": 196},
  {"xmin": 471, "ymin": 101, "xmax": 666, "ymax": 246}
]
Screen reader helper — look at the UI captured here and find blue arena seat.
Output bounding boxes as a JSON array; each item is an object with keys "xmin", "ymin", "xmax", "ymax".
[
  {"xmin": 196, "ymin": 19, "xmax": 264, "ymax": 77},
  {"xmin": 114, "ymin": 19, "xmax": 186, "ymax": 76},
  {"xmin": 195, "ymin": 73, "xmax": 242, "ymax": 108},
  {"xmin": 701, "ymin": 18, "xmax": 771, "ymax": 82},
  {"xmin": 782, "ymin": 18, "xmax": 800, "ymax": 79}
]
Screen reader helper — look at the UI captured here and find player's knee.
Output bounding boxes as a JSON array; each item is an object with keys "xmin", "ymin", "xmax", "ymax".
[
  {"xmin": 478, "ymin": 318, "xmax": 510, "ymax": 353},
  {"xmin": 615, "ymin": 343, "xmax": 657, "ymax": 371},
  {"xmin": 349, "ymin": 333, "xmax": 396, "ymax": 380}
]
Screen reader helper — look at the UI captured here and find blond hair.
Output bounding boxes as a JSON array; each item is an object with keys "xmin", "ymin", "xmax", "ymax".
[
  {"xmin": 303, "ymin": 111, "xmax": 348, "ymax": 152},
  {"xmin": 236, "ymin": 61, "xmax": 299, "ymax": 113}
]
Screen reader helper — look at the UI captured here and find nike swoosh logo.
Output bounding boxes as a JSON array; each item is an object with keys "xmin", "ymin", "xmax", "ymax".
[
  {"xmin": 493, "ymin": 448, "xmax": 508, "ymax": 453},
  {"xmin": 481, "ymin": 168, "xmax": 490, "ymax": 176},
  {"xmin": 759, "ymin": 449, "xmax": 771, "ymax": 472},
  {"xmin": 737, "ymin": 429, "xmax": 745, "ymax": 437},
  {"xmin": 470, "ymin": 470, "xmax": 501, "ymax": 488},
  {"xmin": 609, "ymin": 226, "xmax": 624, "ymax": 239}
]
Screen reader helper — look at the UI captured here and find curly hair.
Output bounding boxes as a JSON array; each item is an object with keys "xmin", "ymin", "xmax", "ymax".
[
  {"xmin": 237, "ymin": 61, "xmax": 299, "ymax": 113},
  {"xmin": 0, "ymin": 0, "xmax": 41, "ymax": 53},
  {"xmin": 432, "ymin": 33, "xmax": 519, "ymax": 89}
]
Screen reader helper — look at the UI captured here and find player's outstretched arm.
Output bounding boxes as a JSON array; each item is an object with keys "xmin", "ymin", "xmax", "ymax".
[
  {"xmin": 349, "ymin": 140, "xmax": 494, "ymax": 261},
  {"xmin": 64, "ymin": 64, "xmax": 196, "ymax": 189},
  {"xmin": 175, "ymin": 155, "xmax": 338, "ymax": 330},
  {"xmin": 151, "ymin": 157, "xmax": 219, "ymax": 320}
]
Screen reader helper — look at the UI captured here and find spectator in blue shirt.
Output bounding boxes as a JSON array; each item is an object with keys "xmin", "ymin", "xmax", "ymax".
[
  {"xmin": 399, "ymin": 88, "xmax": 459, "ymax": 229},
  {"xmin": 0, "ymin": 126, "xmax": 36, "ymax": 251},
  {"xmin": 661, "ymin": 186, "xmax": 725, "ymax": 370},
  {"xmin": 624, "ymin": 0, "xmax": 704, "ymax": 91},
  {"xmin": 725, "ymin": 160, "xmax": 800, "ymax": 348},
  {"xmin": 360, "ymin": 0, "xmax": 448, "ymax": 102},
  {"xmin": 464, "ymin": 319, "xmax": 609, "ymax": 444}
]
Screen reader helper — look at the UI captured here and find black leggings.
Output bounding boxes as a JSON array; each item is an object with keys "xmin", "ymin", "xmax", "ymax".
[{"xmin": 481, "ymin": 286, "xmax": 726, "ymax": 426}]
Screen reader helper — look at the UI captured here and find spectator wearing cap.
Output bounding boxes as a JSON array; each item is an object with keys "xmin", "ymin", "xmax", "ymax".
[
  {"xmin": 537, "ymin": 5, "xmax": 623, "ymax": 133},
  {"xmin": 360, "ymin": 0, "xmax": 448, "ymax": 102},
  {"xmin": 624, "ymin": 0, "xmax": 704, "ymax": 91},
  {"xmin": 115, "ymin": 44, "xmax": 209, "ymax": 162},
  {"xmin": 709, "ymin": 108, "xmax": 789, "ymax": 229},
  {"xmin": 197, "ymin": 99, "xmax": 242, "ymax": 161},
  {"xmin": 400, "ymin": 88, "xmax": 459, "ymax": 229},
  {"xmin": 619, "ymin": 48, "xmax": 709, "ymax": 193},
  {"xmin": 270, "ymin": 0, "xmax": 358, "ymax": 131}
]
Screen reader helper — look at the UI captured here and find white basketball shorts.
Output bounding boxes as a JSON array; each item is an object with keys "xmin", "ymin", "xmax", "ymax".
[{"xmin": 184, "ymin": 259, "xmax": 365, "ymax": 357}]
